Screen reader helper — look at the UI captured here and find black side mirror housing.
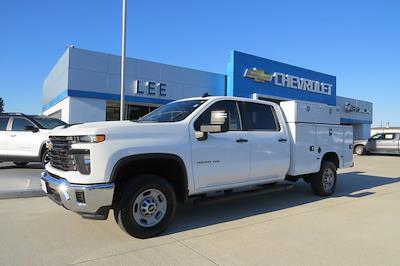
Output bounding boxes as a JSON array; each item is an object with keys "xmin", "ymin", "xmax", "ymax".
[{"xmin": 25, "ymin": 125, "xmax": 39, "ymax": 132}]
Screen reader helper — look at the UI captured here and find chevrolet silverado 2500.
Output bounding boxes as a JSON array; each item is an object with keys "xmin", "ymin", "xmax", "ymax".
[{"xmin": 41, "ymin": 96, "xmax": 353, "ymax": 238}]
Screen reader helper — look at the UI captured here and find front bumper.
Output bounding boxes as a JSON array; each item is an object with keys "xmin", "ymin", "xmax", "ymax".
[{"xmin": 40, "ymin": 171, "xmax": 115, "ymax": 219}]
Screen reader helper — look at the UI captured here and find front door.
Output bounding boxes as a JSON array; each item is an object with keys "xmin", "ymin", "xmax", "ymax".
[
  {"xmin": 190, "ymin": 100, "xmax": 250, "ymax": 190},
  {"xmin": 366, "ymin": 134, "xmax": 382, "ymax": 152}
]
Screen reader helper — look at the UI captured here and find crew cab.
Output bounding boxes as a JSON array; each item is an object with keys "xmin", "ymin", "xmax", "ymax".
[
  {"xmin": 40, "ymin": 96, "xmax": 353, "ymax": 238},
  {"xmin": 0, "ymin": 113, "xmax": 66, "ymax": 166}
]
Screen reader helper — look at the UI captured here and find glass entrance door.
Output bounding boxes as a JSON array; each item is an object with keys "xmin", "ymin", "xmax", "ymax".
[{"xmin": 106, "ymin": 101, "xmax": 160, "ymax": 121}]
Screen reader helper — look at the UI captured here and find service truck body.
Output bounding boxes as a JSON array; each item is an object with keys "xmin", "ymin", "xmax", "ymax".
[{"xmin": 41, "ymin": 96, "xmax": 353, "ymax": 238}]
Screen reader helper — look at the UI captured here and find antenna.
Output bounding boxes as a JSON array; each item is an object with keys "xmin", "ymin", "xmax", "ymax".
[{"xmin": 202, "ymin": 92, "xmax": 211, "ymax": 97}]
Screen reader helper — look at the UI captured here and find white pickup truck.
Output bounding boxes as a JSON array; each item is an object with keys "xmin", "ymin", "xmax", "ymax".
[{"xmin": 41, "ymin": 96, "xmax": 353, "ymax": 238}]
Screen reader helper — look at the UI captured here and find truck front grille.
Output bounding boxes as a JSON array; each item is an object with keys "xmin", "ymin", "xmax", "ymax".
[{"xmin": 48, "ymin": 136, "xmax": 77, "ymax": 171}]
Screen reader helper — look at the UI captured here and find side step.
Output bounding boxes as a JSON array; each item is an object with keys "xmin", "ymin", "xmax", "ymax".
[{"xmin": 193, "ymin": 183, "xmax": 294, "ymax": 205}]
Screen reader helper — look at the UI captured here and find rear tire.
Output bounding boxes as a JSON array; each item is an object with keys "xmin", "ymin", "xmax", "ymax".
[
  {"xmin": 354, "ymin": 145, "xmax": 365, "ymax": 155},
  {"xmin": 114, "ymin": 175, "xmax": 176, "ymax": 239},
  {"xmin": 13, "ymin": 162, "xmax": 28, "ymax": 167},
  {"xmin": 311, "ymin": 161, "xmax": 337, "ymax": 196}
]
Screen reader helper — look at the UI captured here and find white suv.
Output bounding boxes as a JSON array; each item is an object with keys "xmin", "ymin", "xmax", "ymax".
[{"xmin": 0, "ymin": 113, "xmax": 66, "ymax": 167}]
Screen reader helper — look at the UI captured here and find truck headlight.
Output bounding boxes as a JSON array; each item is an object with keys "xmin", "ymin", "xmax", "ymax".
[
  {"xmin": 74, "ymin": 151, "xmax": 91, "ymax": 175},
  {"xmin": 76, "ymin": 135, "xmax": 105, "ymax": 143}
]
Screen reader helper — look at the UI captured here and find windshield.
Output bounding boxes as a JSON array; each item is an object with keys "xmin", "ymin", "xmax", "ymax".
[
  {"xmin": 137, "ymin": 100, "xmax": 207, "ymax": 123},
  {"xmin": 32, "ymin": 116, "xmax": 67, "ymax": 129}
]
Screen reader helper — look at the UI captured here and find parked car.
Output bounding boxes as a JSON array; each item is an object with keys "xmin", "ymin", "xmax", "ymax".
[
  {"xmin": 354, "ymin": 133, "xmax": 400, "ymax": 155},
  {"xmin": 40, "ymin": 96, "xmax": 353, "ymax": 238},
  {"xmin": 0, "ymin": 113, "xmax": 67, "ymax": 166}
]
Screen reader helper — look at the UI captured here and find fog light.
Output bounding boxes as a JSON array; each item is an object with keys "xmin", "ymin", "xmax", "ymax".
[{"xmin": 75, "ymin": 191, "xmax": 86, "ymax": 204}]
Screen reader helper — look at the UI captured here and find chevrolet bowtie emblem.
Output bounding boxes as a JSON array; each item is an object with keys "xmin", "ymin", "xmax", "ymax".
[
  {"xmin": 244, "ymin": 68, "xmax": 273, "ymax": 83},
  {"xmin": 46, "ymin": 141, "xmax": 53, "ymax": 151}
]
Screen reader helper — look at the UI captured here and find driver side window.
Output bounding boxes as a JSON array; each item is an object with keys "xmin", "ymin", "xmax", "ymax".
[
  {"xmin": 194, "ymin": 101, "xmax": 241, "ymax": 131},
  {"xmin": 371, "ymin": 134, "xmax": 384, "ymax": 140}
]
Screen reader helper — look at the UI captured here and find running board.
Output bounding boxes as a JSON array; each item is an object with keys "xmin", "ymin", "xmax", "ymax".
[{"xmin": 193, "ymin": 183, "xmax": 294, "ymax": 205}]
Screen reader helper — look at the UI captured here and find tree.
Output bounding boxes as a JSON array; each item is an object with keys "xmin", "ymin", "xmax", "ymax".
[{"xmin": 0, "ymin": 97, "xmax": 4, "ymax": 113}]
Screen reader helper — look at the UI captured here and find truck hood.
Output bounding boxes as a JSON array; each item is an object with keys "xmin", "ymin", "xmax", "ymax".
[{"xmin": 49, "ymin": 120, "xmax": 186, "ymax": 137}]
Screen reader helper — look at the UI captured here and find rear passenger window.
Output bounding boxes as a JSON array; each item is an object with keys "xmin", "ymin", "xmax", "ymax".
[
  {"xmin": 384, "ymin": 134, "xmax": 394, "ymax": 140},
  {"xmin": 0, "ymin": 117, "xmax": 9, "ymax": 131},
  {"xmin": 239, "ymin": 102, "xmax": 279, "ymax": 131}
]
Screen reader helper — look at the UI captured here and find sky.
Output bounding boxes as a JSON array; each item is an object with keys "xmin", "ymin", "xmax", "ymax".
[{"xmin": 0, "ymin": 0, "xmax": 399, "ymax": 127}]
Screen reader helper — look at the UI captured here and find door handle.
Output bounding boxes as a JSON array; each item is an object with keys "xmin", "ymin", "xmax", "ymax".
[
  {"xmin": 9, "ymin": 134, "xmax": 16, "ymax": 137},
  {"xmin": 236, "ymin": 138, "xmax": 248, "ymax": 143},
  {"xmin": 278, "ymin": 138, "xmax": 287, "ymax": 142}
]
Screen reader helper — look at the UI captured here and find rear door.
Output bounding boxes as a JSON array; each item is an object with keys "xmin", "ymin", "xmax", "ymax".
[
  {"xmin": 375, "ymin": 133, "xmax": 397, "ymax": 154},
  {"xmin": 0, "ymin": 116, "xmax": 11, "ymax": 157},
  {"xmin": 238, "ymin": 102, "xmax": 290, "ymax": 182}
]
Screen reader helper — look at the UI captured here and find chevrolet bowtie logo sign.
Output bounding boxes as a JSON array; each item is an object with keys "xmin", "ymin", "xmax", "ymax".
[{"xmin": 243, "ymin": 68, "xmax": 273, "ymax": 83}]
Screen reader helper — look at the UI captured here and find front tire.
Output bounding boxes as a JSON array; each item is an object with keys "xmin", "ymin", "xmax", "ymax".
[
  {"xmin": 114, "ymin": 175, "xmax": 176, "ymax": 239},
  {"xmin": 311, "ymin": 161, "xmax": 337, "ymax": 196},
  {"xmin": 354, "ymin": 145, "xmax": 365, "ymax": 155},
  {"xmin": 41, "ymin": 150, "xmax": 50, "ymax": 165}
]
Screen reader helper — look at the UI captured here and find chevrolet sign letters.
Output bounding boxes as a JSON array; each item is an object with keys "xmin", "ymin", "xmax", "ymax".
[{"xmin": 244, "ymin": 68, "xmax": 333, "ymax": 96}]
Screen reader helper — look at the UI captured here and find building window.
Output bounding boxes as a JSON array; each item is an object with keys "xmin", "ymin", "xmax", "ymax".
[
  {"xmin": 106, "ymin": 101, "xmax": 121, "ymax": 121},
  {"xmin": 106, "ymin": 101, "xmax": 160, "ymax": 121},
  {"xmin": 48, "ymin": 110, "xmax": 62, "ymax": 120}
]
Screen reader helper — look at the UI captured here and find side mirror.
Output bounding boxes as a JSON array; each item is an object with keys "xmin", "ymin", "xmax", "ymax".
[
  {"xmin": 25, "ymin": 125, "xmax": 39, "ymax": 132},
  {"xmin": 195, "ymin": 110, "xmax": 229, "ymax": 141},
  {"xmin": 202, "ymin": 110, "xmax": 229, "ymax": 133}
]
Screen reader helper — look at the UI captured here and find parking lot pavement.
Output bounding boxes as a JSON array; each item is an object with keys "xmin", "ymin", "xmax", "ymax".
[
  {"xmin": 1, "ymin": 155, "xmax": 400, "ymax": 265},
  {"xmin": 0, "ymin": 162, "xmax": 44, "ymax": 199}
]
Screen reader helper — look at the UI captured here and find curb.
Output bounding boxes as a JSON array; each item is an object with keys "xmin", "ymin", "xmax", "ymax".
[{"xmin": 0, "ymin": 190, "xmax": 45, "ymax": 200}]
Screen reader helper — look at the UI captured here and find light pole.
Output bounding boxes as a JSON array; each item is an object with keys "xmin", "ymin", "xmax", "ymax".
[{"xmin": 120, "ymin": 0, "xmax": 127, "ymax": 120}]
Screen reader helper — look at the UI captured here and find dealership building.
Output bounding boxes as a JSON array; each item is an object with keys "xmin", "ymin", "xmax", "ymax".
[{"xmin": 43, "ymin": 47, "xmax": 373, "ymax": 139}]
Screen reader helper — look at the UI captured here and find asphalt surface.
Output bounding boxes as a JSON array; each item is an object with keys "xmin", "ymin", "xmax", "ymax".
[
  {"xmin": 0, "ymin": 162, "xmax": 44, "ymax": 199},
  {"xmin": 0, "ymin": 155, "xmax": 400, "ymax": 265}
]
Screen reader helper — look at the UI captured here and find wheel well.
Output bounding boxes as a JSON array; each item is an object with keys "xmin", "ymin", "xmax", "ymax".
[
  {"xmin": 111, "ymin": 154, "xmax": 188, "ymax": 205},
  {"xmin": 40, "ymin": 143, "xmax": 47, "ymax": 159},
  {"xmin": 322, "ymin": 152, "xmax": 339, "ymax": 169}
]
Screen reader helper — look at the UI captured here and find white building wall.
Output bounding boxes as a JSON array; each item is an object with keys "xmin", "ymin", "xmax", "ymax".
[
  {"xmin": 67, "ymin": 48, "xmax": 226, "ymax": 101},
  {"xmin": 43, "ymin": 49, "xmax": 69, "ymax": 106},
  {"xmin": 371, "ymin": 128, "xmax": 400, "ymax": 136},
  {"xmin": 68, "ymin": 97, "xmax": 106, "ymax": 124},
  {"xmin": 42, "ymin": 97, "xmax": 70, "ymax": 122}
]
